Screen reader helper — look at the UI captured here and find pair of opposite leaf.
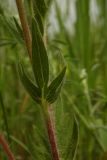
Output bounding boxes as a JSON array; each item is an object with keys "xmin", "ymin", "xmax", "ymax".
[{"xmin": 19, "ymin": 18, "xmax": 66, "ymax": 105}]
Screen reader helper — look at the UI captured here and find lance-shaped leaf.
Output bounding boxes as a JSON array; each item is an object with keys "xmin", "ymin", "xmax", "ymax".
[
  {"xmin": 63, "ymin": 119, "xmax": 79, "ymax": 160},
  {"xmin": 32, "ymin": 1, "xmax": 44, "ymax": 34},
  {"xmin": 18, "ymin": 63, "xmax": 41, "ymax": 104},
  {"xmin": 32, "ymin": 0, "xmax": 52, "ymax": 35},
  {"xmin": 13, "ymin": 17, "xmax": 23, "ymax": 40},
  {"xmin": 46, "ymin": 67, "xmax": 66, "ymax": 103},
  {"xmin": 32, "ymin": 0, "xmax": 47, "ymax": 18},
  {"xmin": 46, "ymin": 83, "xmax": 63, "ymax": 104},
  {"xmin": 32, "ymin": 19, "xmax": 49, "ymax": 89},
  {"xmin": 35, "ymin": 12, "xmax": 44, "ymax": 35},
  {"xmin": 69, "ymin": 120, "xmax": 79, "ymax": 160}
]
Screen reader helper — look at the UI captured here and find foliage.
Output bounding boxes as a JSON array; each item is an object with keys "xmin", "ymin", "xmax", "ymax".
[{"xmin": 0, "ymin": 0, "xmax": 107, "ymax": 160}]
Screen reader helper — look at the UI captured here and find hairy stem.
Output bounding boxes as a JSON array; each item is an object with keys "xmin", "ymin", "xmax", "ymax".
[
  {"xmin": 0, "ymin": 133, "xmax": 15, "ymax": 160},
  {"xmin": 15, "ymin": 0, "xmax": 32, "ymax": 59},
  {"xmin": 42, "ymin": 103, "xmax": 60, "ymax": 160},
  {"xmin": 46, "ymin": 113, "xmax": 60, "ymax": 160}
]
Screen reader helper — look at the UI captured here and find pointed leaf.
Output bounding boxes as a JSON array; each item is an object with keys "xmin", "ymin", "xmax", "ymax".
[
  {"xmin": 46, "ymin": 84, "xmax": 62, "ymax": 104},
  {"xmin": 32, "ymin": 18, "xmax": 49, "ymax": 89},
  {"xmin": 13, "ymin": 17, "xmax": 23, "ymax": 39},
  {"xmin": 35, "ymin": 12, "xmax": 44, "ymax": 35},
  {"xmin": 32, "ymin": 0, "xmax": 47, "ymax": 18},
  {"xmin": 46, "ymin": 67, "xmax": 66, "ymax": 103},
  {"xmin": 71, "ymin": 120, "xmax": 79, "ymax": 160},
  {"xmin": 18, "ymin": 63, "xmax": 41, "ymax": 104},
  {"xmin": 64, "ymin": 119, "xmax": 79, "ymax": 160},
  {"xmin": 32, "ymin": 0, "xmax": 51, "ymax": 35},
  {"xmin": 32, "ymin": 0, "xmax": 46, "ymax": 34},
  {"xmin": 56, "ymin": 107, "xmax": 79, "ymax": 160}
]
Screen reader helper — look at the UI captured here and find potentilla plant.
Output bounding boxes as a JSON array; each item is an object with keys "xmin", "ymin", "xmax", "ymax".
[
  {"xmin": 15, "ymin": 0, "xmax": 66, "ymax": 159},
  {"xmin": 19, "ymin": 18, "xmax": 66, "ymax": 160},
  {"xmin": 15, "ymin": 0, "xmax": 78, "ymax": 160},
  {"xmin": 0, "ymin": 0, "xmax": 79, "ymax": 159}
]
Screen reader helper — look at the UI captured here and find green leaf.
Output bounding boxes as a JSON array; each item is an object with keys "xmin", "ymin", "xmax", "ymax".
[
  {"xmin": 94, "ymin": 119, "xmax": 107, "ymax": 152},
  {"xmin": 0, "ymin": 15, "xmax": 23, "ymax": 44},
  {"xmin": 46, "ymin": 67, "xmax": 66, "ymax": 103},
  {"xmin": 32, "ymin": 0, "xmax": 46, "ymax": 35},
  {"xmin": 64, "ymin": 119, "xmax": 79, "ymax": 160},
  {"xmin": 32, "ymin": 18, "xmax": 49, "ymax": 90},
  {"xmin": 18, "ymin": 63, "xmax": 41, "ymax": 104},
  {"xmin": 32, "ymin": 0, "xmax": 47, "ymax": 18},
  {"xmin": 13, "ymin": 17, "xmax": 23, "ymax": 39},
  {"xmin": 32, "ymin": 0, "xmax": 51, "ymax": 35},
  {"xmin": 35, "ymin": 12, "xmax": 44, "ymax": 35},
  {"xmin": 56, "ymin": 102, "xmax": 79, "ymax": 160}
]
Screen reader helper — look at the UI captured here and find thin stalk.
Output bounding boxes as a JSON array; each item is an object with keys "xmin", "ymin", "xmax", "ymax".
[
  {"xmin": 15, "ymin": 0, "xmax": 32, "ymax": 60},
  {"xmin": 0, "ymin": 92, "xmax": 10, "ymax": 142},
  {"xmin": 46, "ymin": 113, "xmax": 60, "ymax": 160},
  {"xmin": 42, "ymin": 103, "xmax": 60, "ymax": 160},
  {"xmin": 0, "ymin": 133, "xmax": 15, "ymax": 160}
]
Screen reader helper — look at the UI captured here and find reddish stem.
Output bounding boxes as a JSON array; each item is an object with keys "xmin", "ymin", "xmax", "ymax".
[
  {"xmin": 0, "ymin": 133, "xmax": 15, "ymax": 160},
  {"xmin": 15, "ymin": 0, "xmax": 32, "ymax": 60},
  {"xmin": 46, "ymin": 112, "xmax": 60, "ymax": 160}
]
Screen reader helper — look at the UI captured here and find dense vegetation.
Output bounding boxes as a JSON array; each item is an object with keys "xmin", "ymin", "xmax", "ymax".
[{"xmin": 0, "ymin": 0, "xmax": 107, "ymax": 160}]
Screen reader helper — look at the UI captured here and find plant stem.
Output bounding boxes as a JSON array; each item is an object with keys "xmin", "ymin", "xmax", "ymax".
[
  {"xmin": 0, "ymin": 133, "xmax": 15, "ymax": 160},
  {"xmin": 15, "ymin": 0, "xmax": 32, "ymax": 60},
  {"xmin": 42, "ymin": 103, "xmax": 60, "ymax": 160},
  {"xmin": 46, "ymin": 113, "xmax": 60, "ymax": 160}
]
